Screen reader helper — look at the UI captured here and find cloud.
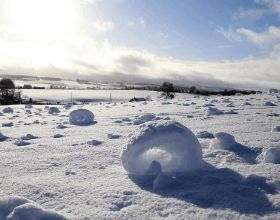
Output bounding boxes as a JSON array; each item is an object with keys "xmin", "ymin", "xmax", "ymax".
[
  {"xmin": 255, "ymin": 0, "xmax": 280, "ymax": 15},
  {"xmin": 128, "ymin": 17, "xmax": 146, "ymax": 28},
  {"xmin": 235, "ymin": 8, "xmax": 268, "ymax": 21},
  {"xmin": 237, "ymin": 26, "xmax": 280, "ymax": 46},
  {"xmin": 93, "ymin": 20, "xmax": 114, "ymax": 32},
  {"xmin": 215, "ymin": 26, "xmax": 242, "ymax": 42}
]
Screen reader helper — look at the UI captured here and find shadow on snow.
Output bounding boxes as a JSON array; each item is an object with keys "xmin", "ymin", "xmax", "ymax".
[{"xmin": 129, "ymin": 162, "xmax": 278, "ymax": 216}]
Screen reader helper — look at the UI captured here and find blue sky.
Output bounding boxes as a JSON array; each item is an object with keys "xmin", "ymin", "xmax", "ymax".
[
  {"xmin": 84, "ymin": 0, "xmax": 280, "ymax": 60},
  {"xmin": 0, "ymin": 0, "xmax": 280, "ymax": 88}
]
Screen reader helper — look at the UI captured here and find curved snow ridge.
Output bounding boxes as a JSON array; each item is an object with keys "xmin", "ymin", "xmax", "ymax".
[
  {"xmin": 69, "ymin": 109, "xmax": 95, "ymax": 126},
  {"xmin": 0, "ymin": 196, "xmax": 67, "ymax": 220},
  {"xmin": 257, "ymin": 147, "xmax": 280, "ymax": 164},
  {"xmin": 121, "ymin": 121, "xmax": 203, "ymax": 175}
]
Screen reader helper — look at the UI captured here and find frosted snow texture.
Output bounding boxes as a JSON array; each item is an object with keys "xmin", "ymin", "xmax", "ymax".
[{"xmin": 121, "ymin": 121, "xmax": 203, "ymax": 175}]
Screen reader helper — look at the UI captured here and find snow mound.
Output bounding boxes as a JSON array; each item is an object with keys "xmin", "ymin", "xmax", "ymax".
[
  {"xmin": 63, "ymin": 103, "xmax": 72, "ymax": 110},
  {"xmin": 133, "ymin": 113, "xmax": 157, "ymax": 125},
  {"xmin": 206, "ymin": 107, "xmax": 224, "ymax": 116},
  {"xmin": 87, "ymin": 140, "xmax": 103, "ymax": 146},
  {"xmin": 53, "ymin": 133, "xmax": 64, "ymax": 138},
  {"xmin": 210, "ymin": 132, "xmax": 237, "ymax": 150},
  {"xmin": 263, "ymin": 101, "xmax": 277, "ymax": 106},
  {"xmin": 107, "ymin": 134, "xmax": 121, "ymax": 139},
  {"xmin": 21, "ymin": 134, "xmax": 38, "ymax": 140},
  {"xmin": 48, "ymin": 107, "xmax": 60, "ymax": 114},
  {"xmin": 0, "ymin": 196, "xmax": 66, "ymax": 220},
  {"xmin": 258, "ymin": 147, "xmax": 280, "ymax": 164},
  {"xmin": 15, "ymin": 140, "xmax": 31, "ymax": 147},
  {"xmin": 25, "ymin": 104, "xmax": 33, "ymax": 109},
  {"xmin": 121, "ymin": 121, "xmax": 203, "ymax": 175},
  {"xmin": 268, "ymin": 88, "xmax": 279, "ymax": 94},
  {"xmin": 57, "ymin": 124, "xmax": 67, "ymax": 129},
  {"xmin": 2, "ymin": 122, "xmax": 13, "ymax": 127},
  {"xmin": 244, "ymin": 102, "xmax": 252, "ymax": 106},
  {"xmin": 272, "ymin": 126, "xmax": 280, "ymax": 132},
  {"xmin": 69, "ymin": 109, "xmax": 95, "ymax": 126},
  {"xmin": 2, "ymin": 107, "xmax": 13, "ymax": 113},
  {"xmin": 196, "ymin": 131, "xmax": 214, "ymax": 139},
  {"xmin": 0, "ymin": 132, "xmax": 8, "ymax": 142},
  {"xmin": 224, "ymin": 110, "xmax": 238, "ymax": 115}
]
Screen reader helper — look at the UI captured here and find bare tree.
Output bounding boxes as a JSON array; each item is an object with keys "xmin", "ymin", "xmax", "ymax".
[{"xmin": 0, "ymin": 78, "xmax": 16, "ymax": 104}]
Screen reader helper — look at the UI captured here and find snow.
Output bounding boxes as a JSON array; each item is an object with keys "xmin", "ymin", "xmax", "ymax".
[
  {"xmin": 133, "ymin": 113, "xmax": 157, "ymax": 125},
  {"xmin": 258, "ymin": 147, "xmax": 280, "ymax": 164},
  {"xmin": 48, "ymin": 106, "xmax": 60, "ymax": 114},
  {"xmin": 0, "ymin": 196, "xmax": 66, "ymax": 220},
  {"xmin": 87, "ymin": 140, "xmax": 103, "ymax": 146},
  {"xmin": 69, "ymin": 109, "xmax": 95, "ymax": 126},
  {"xmin": 210, "ymin": 132, "xmax": 237, "ymax": 150},
  {"xmin": 263, "ymin": 101, "xmax": 277, "ymax": 106},
  {"xmin": 14, "ymin": 140, "xmax": 31, "ymax": 147},
  {"xmin": 272, "ymin": 126, "xmax": 280, "ymax": 132},
  {"xmin": 20, "ymin": 134, "xmax": 38, "ymax": 140},
  {"xmin": 0, "ymin": 91, "xmax": 280, "ymax": 219},
  {"xmin": 196, "ymin": 131, "xmax": 214, "ymax": 139},
  {"xmin": 121, "ymin": 121, "xmax": 203, "ymax": 175},
  {"xmin": 0, "ymin": 132, "xmax": 8, "ymax": 142},
  {"xmin": 205, "ymin": 107, "xmax": 224, "ymax": 116},
  {"xmin": 2, "ymin": 107, "xmax": 13, "ymax": 113}
]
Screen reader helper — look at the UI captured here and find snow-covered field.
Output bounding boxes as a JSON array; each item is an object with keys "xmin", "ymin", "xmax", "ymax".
[
  {"xmin": 21, "ymin": 89, "xmax": 156, "ymax": 103},
  {"xmin": 0, "ymin": 91, "xmax": 280, "ymax": 219}
]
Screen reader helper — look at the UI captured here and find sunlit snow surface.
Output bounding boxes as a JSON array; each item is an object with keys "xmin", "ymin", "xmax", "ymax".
[{"xmin": 0, "ymin": 91, "xmax": 280, "ymax": 219}]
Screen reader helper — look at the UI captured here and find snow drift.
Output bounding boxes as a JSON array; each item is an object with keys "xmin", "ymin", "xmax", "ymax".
[
  {"xmin": 0, "ymin": 196, "xmax": 66, "ymax": 220},
  {"xmin": 121, "ymin": 121, "xmax": 203, "ymax": 175},
  {"xmin": 69, "ymin": 109, "xmax": 95, "ymax": 126}
]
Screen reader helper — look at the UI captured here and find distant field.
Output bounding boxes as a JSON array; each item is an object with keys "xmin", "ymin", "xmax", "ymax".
[{"xmin": 21, "ymin": 89, "xmax": 160, "ymax": 103}]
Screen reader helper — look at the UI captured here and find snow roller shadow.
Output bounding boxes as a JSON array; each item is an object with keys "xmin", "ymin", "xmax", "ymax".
[
  {"xmin": 228, "ymin": 143, "xmax": 262, "ymax": 164},
  {"xmin": 129, "ymin": 162, "xmax": 278, "ymax": 215}
]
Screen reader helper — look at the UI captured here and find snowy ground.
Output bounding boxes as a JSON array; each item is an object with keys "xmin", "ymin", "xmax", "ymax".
[{"xmin": 0, "ymin": 91, "xmax": 280, "ymax": 219}]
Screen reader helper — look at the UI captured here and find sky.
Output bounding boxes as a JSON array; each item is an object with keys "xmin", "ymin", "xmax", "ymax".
[{"xmin": 0, "ymin": 0, "xmax": 280, "ymax": 88}]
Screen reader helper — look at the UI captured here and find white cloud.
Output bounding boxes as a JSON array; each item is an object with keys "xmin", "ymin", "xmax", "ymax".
[
  {"xmin": 256, "ymin": 0, "xmax": 280, "ymax": 15},
  {"xmin": 128, "ymin": 17, "xmax": 146, "ymax": 28},
  {"xmin": 215, "ymin": 26, "xmax": 242, "ymax": 42},
  {"xmin": 237, "ymin": 26, "xmax": 280, "ymax": 46},
  {"xmin": 93, "ymin": 20, "xmax": 114, "ymax": 32},
  {"xmin": 235, "ymin": 8, "xmax": 268, "ymax": 21}
]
